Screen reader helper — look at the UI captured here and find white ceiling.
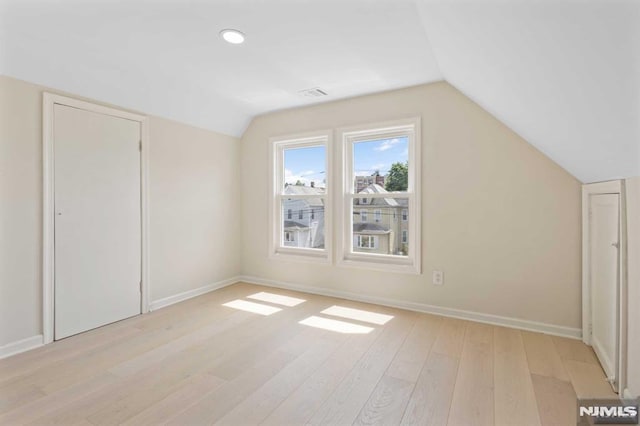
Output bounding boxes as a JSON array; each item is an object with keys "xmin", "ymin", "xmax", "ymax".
[{"xmin": 0, "ymin": 0, "xmax": 638, "ymax": 182}]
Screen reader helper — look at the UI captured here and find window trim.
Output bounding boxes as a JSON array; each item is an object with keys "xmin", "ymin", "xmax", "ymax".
[
  {"xmin": 337, "ymin": 118, "xmax": 421, "ymax": 274},
  {"xmin": 268, "ymin": 130, "xmax": 332, "ymax": 263}
]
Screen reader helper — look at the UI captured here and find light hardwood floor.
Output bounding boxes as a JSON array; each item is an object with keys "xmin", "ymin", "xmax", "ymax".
[{"xmin": 0, "ymin": 282, "xmax": 615, "ymax": 425}]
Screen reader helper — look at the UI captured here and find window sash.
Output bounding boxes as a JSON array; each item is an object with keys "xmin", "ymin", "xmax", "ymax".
[
  {"xmin": 339, "ymin": 118, "xmax": 420, "ymax": 273},
  {"xmin": 270, "ymin": 132, "xmax": 331, "ymax": 260}
]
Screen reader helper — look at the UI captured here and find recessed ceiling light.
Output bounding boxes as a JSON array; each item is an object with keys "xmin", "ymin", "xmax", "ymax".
[{"xmin": 220, "ymin": 29, "xmax": 245, "ymax": 45}]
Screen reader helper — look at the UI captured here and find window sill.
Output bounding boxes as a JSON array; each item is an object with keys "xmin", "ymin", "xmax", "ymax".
[
  {"xmin": 338, "ymin": 255, "xmax": 420, "ymax": 274},
  {"xmin": 270, "ymin": 248, "xmax": 330, "ymax": 264}
]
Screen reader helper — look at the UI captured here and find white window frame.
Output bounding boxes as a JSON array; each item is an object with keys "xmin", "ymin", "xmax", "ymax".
[
  {"xmin": 374, "ymin": 209, "xmax": 382, "ymax": 222},
  {"xmin": 360, "ymin": 209, "xmax": 368, "ymax": 222},
  {"xmin": 402, "ymin": 209, "xmax": 408, "ymax": 221},
  {"xmin": 338, "ymin": 118, "xmax": 421, "ymax": 274},
  {"xmin": 269, "ymin": 130, "xmax": 331, "ymax": 262},
  {"xmin": 284, "ymin": 231, "xmax": 295, "ymax": 242},
  {"xmin": 402, "ymin": 230, "xmax": 408, "ymax": 244}
]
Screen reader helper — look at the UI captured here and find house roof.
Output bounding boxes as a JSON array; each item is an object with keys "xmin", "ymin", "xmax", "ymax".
[
  {"xmin": 353, "ymin": 223, "xmax": 391, "ymax": 234},
  {"xmin": 284, "ymin": 185, "xmax": 325, "ymax": 207},
  {"xmin": 356, "ymin": 184, "xmax": 405, "ymax": 207},
  {"xmin": 283, "ymin": 220, "xmax": 308, "ymax": 231},
  {"xmin": 3, "ymin": 0, "xmax": 637, "ymax": 182}
]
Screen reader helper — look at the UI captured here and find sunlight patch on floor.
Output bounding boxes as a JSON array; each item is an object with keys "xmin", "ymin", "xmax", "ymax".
[
  {"xmin": 223, "ymin": 299, "xmax": 282, "ymax": 316},
  {"xmin": 299, "ymin": 315, "xmax": 374, "ymax": 334},
  {"xmin": 320, "ymin": 305, "xmax": 394, "ymax": 325},
  {"xmin": 247, "ymin": 292, "xmax": 306, "ymax": 307}
]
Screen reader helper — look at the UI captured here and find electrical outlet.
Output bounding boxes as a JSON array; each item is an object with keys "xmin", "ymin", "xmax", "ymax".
[{"xmin": 432, "ymin": 270, "xmax": 444, "ymax": 286}]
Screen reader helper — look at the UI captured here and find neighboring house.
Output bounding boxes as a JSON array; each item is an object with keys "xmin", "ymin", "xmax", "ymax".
[
  {"xmin": 355, "ymin": 172, "xmax": 385, "ymax": 193},
  {"xmin": 353, "ymin": 184, "xmax": 408, "ymax": 255},
  {"xmin": 282, "ymin": 185, "xmax": 325, "ymax": 249}
]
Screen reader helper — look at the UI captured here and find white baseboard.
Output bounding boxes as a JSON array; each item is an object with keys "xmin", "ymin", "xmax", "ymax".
[
  {"xmin": 149, "ymin": 276, "xmax": 240, "ymax": 311},
  {"xmin": 238, "ymin": 275, "xmax": 582, "ymax": 340},
  {"xmin": 0, "ymin": 335, "xmax": 44, "ymax": 360}
]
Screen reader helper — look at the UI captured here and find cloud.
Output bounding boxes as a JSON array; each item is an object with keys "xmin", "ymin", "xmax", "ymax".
[
  {"xmin": 284, "ymin": 168, "xmax": 325, "ymax": 186},
  {"xmin": 374, "ymin": 138, "xmax": 401, "ymax": 152}
]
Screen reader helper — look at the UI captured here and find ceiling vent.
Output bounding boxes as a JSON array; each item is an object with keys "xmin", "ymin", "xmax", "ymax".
[{"xmin": 299, "ymin": 87, "xmax": 328, "ymax": 98}]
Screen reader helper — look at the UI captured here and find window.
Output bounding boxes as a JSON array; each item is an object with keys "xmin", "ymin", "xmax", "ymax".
[
  {"xmin": 356, "ymin": 235, "xmax": 378, "ymax": 249},
  {"xmin": 340, "ymin": 118, "xmax": 421, "ymax": 273},
  {"xmin": 270, "ymin": 132, "xmax": 330, "ymax": 260}
]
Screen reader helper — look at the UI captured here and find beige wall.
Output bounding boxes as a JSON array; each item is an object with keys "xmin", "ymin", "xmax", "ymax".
[
  {"xmin": 148, "ymin": 117, "xmax": 240, "ymax": 301},
  {"xmin": 0, "ymin": 75, "xmax": 241, "ymax": 346},
  {"xmin": 625, "ymin": 177, "xmax": 640, "ymax": 396},
  {"xmin": 240, "ymin": 82, "xmax": 583, "ymax": 329}
]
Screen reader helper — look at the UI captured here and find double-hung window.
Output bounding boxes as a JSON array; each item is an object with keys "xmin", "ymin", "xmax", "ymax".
[
  {"xmin": 270, "ymin": 132, "xmax": 331, "ymax": 261},
  {"xmin": 339, "ymin": 118, "xmax": 421, "ymax": 273}
]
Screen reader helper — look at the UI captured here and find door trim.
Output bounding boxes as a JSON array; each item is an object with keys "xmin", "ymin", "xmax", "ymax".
[
  {"xmin": 42, "ymin": 93, "xmax": 150, "ymax": 344},
  {"xmin": 582, "ymin": 179, "xmax": 627, "ymax": 393}
]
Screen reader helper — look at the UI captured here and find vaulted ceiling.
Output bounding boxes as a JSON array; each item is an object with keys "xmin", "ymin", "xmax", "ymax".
[{"xmin": 1, "ymin": 0, "xmax": 638, "ymax": 182}]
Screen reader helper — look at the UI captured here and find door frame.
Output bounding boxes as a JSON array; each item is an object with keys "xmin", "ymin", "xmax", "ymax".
[
  {"xmin": 582, "ymin": 179, "xmax": 627, "ymax": 392},
  {"xmin": 42, "ymin": 93, "xmax": 150, "ymax": 344}
]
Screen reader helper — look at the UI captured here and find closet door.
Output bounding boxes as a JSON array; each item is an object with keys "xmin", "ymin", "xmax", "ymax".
[
  {"xmin": 54, "ymin": 104, "xmax": 141, "ymax": 339},
  {"xmin": 589, "ymin": 193, "xmax": 620, "ymax": 388}
]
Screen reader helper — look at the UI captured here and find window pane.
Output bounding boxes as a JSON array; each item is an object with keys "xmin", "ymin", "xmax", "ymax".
[
  {"xmin": 281, "ymin": 198, "xmax": 325, "ymax": 249},
  {"xmin": 353, "ymin": 136, "xmax": 408, "ymax": 193},
  {"xmin": 283, "ymin": 145, "xmax": 326, "ymax": 190},
  {"xmin": 352, "ymin": 197, "xmax": 408, "ymax": 256}
]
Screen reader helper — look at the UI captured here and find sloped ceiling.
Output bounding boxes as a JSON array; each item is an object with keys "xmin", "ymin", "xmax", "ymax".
[
  {"xmin": 417, "ymin": 0, "xmax": 640, "ymax": 183},
  {"xmin": 0, "ymin": 0, "xmax": 638, "ymax": 182}
]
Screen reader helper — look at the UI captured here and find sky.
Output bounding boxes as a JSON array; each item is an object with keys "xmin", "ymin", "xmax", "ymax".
[{"xmin": 284, "ymin": 136, "xmax": 408, "ymax": 187}]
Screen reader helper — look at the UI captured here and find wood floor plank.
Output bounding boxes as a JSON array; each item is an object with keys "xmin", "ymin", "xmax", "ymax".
[
  {"xmin": 352, "ymin": 313, "xmax": 442, "ymax": 426},
  {"xmin": 166, "ymin": 346, "xmax": 306, "ymax": 424},
  {"xmin": 261, "ymin": 325, "xmax": 384, "ymax": 426},
  {"xmin": 552, "ymin": 336, "xmax": 599, "ymax": 364},
  {"xmin": 306, "ymin": 313, "xmax": 416, "ymax": 426},
  {"xmin": 386, "ymin": 314, "xmax": 442, "ymax": 382},
  {"xmin": 563, "ymin": 359, "xmax": 617, "ymax": 398},
  {"xmin": 530, "ymin": 373, "xmax": 577, "ymax": 426},
  {"xmin": 121, "ymin": 373, "xmax": 226, "ymax": 426},
  {"xmin": 354, "ymin": 375, "xmax": 415, "ymax": 426},
  {"xmin": 400, "ymin": 352, "xmax": 458, "ymax": 426},
  {"xmin": 493, "ymin": 327, "xmax": 541, "ymax": 426},
  {"xmin": 521, "ymin": 331, "xmax": 570, "ymax": 382},
  {"xmin": 214, "ymin": 332, "xmax": 345, "ymax": 425},
  {"xmin": 0, "ymin": 373, "xmax": 118, "ymax": 425},
  {"xmin": 431, "ymin": 318, "xmax": 467, "ymax": 358},
  {"xmin": 447, "ymin": 322, "xmax": 494, "ymax": 426}
]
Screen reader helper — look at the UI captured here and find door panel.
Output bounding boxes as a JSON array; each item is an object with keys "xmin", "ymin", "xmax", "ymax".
[
  {"xmin": 589, "ymin": 193, "xmax": 619, "ymax": 388},
  {"xmin": 54, "ymin": 104, "xmax": 141, "ymax": 339}
]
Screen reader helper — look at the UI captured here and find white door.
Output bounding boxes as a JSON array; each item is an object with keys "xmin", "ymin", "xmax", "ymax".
[
  {"xmin": 589, "ymin": 193, "xmax": 620, "ymax": 389},
  {"xmin": 54, "ymin": 104, "xmax": 141, "ymax": 340}
]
